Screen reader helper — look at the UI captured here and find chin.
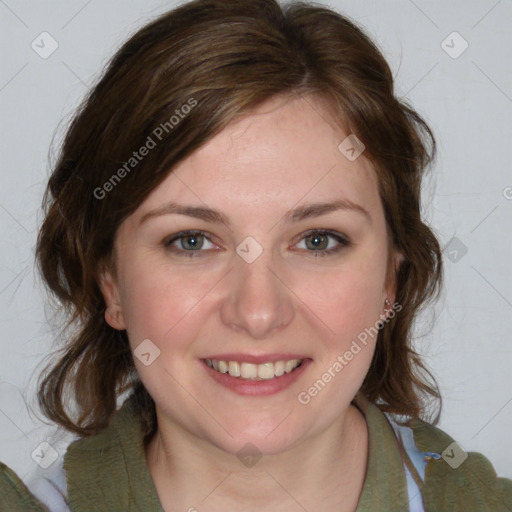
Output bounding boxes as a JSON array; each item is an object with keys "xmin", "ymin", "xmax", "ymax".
[{"xmin": 200, "ymin": 414, "xmax": 308, "ymax": 459}]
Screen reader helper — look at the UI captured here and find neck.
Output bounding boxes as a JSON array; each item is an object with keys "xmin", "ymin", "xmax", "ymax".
[{"xmin": 145, "ymin": 403, "xmax": 369, "ymax": 512}]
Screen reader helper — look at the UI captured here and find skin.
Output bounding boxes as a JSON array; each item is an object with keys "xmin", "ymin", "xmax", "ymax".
[{"xmin": 99, "ymin": 93, "xmax": 401, "ymax": 512}]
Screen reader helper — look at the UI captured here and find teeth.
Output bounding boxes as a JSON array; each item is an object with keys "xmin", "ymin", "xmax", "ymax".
[
  {"xmin": 274, "ymin": 360, "xmax": 285, "ymax": 377},
  {"xmin": 241, "ymin": 363, "xmax": 258, "ymax": 379},
  {"xmin": 205, "ymin": 358, "xmax": 303, "ymax": 380},
  {"xmin": 228, "ymin": 361, "xmax": 240, "ymax": 377},
  {"xmin": 258, "ymin": 362, "xmax": 274, "ymax": 379},
  {"xmin": 285, "ymin": 360, "xmax": 298, "ymax": 373}
]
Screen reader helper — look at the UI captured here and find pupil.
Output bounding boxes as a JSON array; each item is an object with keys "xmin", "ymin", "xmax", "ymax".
[
  {"xmin": 308, "ymin": 234, "xmax": 326, "ymax": 250},
  {"xmin": 184, "ymin": 235, "xmax": 202, "ymax": 250}
]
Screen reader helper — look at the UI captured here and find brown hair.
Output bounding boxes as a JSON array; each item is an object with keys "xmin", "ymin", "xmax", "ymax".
[{"xmin": 35, "ymin": 0, "xmax": 443, "ymax": 440}]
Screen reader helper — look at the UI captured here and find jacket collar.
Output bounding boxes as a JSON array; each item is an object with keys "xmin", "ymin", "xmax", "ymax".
[
  {"xmin": 63, "ymin": 392, "xmax": 409, "ymax": 511},
  {"xmin": 352, "ymin": 392, "xmax": 411, "ymax": 510},
  {"xmin": 64, "ymin": 393, "xmax": 164, "ymax": 511}
]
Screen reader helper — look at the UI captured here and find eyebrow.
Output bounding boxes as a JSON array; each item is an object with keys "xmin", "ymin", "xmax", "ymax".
[{"xmin": 138, "ymin": 199, "xmax": 370, "ymax": 226}]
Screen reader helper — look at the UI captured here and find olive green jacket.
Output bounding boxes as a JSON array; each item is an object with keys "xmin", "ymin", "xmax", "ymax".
[{"xmin": 1, "ymin": 393, "xmax": 511, "ymax": 511}]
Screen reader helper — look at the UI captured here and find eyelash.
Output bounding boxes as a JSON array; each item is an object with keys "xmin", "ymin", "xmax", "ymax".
[{"xmin": 162, "ymin": 229, "xmax": 351, "ymax": 258}]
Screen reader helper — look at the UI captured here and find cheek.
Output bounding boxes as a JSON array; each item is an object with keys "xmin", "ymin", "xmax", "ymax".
[
  {"xmin": 117, "ymin": 258, "xmax": 214, "ymax": 349},
  {"xmin": 290, "ymin": 249, "xmax": 388, "ymax": 410},
  {"xmin": 291, "ymin": 245, "xmax": 388, "ymax": 346}
]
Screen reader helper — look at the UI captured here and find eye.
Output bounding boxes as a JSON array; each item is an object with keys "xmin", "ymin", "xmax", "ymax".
[
  {"xmin": 162, "ymin": 229, "xmax": 350, "ymax": 259},
  {"xmin": 163, "ymin": 230, "xmax": 216, "ymax": 257},
  {"xmin": 294, "ymin": 229, "xmax": 350, "ymax": 257}
]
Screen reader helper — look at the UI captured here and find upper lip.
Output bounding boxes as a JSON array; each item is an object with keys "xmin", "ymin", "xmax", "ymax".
[{"xmin": 202, "ymin": 353, "xmax": 310, "ymax": 364}]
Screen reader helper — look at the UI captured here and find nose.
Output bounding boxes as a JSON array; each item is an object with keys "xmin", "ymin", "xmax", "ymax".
[{"xmin": 219, "ymin": 249, "xmax": 295, "ymax": 339}]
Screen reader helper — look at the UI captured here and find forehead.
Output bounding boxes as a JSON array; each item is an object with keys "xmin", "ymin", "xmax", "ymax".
[{"xmin": 134, "ymin": 94, "xmax": 382, "ymax": 224}]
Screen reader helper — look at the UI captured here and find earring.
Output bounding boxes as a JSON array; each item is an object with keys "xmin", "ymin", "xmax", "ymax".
[{"xmin": 383, "ymin": 298, "xmax": 391, "ymax": 315}]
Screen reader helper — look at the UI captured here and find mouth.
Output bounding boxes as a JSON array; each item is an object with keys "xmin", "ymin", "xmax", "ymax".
[{"xmin": 204, "ymin": 358, "xmax": 305, "ymax": 381}]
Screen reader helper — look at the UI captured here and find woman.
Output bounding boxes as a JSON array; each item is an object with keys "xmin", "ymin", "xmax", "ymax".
[{"xmin": 1, "ymin": 0, "xmax": 510, "ymax": 510}]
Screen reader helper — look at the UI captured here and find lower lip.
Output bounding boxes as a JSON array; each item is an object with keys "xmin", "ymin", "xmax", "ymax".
[{"xmin": 202, "ymin": 359, "xmax": 312, "ymax": 396}]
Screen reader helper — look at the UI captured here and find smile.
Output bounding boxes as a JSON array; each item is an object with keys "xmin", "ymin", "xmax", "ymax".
[{"xmin": 205, "ymin": 358, "xmax": 303, "ymax": 380}]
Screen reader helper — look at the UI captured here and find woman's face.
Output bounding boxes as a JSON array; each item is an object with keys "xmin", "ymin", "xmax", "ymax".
[{"xmin": 100, "ymin": 94, "xmax": 398, "ymax": 455}]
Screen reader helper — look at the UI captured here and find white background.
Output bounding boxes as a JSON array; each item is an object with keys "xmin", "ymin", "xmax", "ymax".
[{"xmin": 0, "ymin": 0, "xmax": 511, "ymax": 486}]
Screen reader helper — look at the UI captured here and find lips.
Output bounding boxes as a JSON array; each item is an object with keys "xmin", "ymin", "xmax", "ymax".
[{"xmin": 202, "ymin": 357, "xmax": 312, "ymax": 396}]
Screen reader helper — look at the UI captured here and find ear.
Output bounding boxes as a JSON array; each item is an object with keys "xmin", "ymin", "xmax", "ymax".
[
  {"xmin": 98, "ymin": 265, "xmax": 126, "ymax": 330},
  {"xmin": 383, "ymin": 250, "xmax": 404, "ymax": 308}
]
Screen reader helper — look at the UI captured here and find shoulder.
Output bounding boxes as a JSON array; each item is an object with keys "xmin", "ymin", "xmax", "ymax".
[
  {"xmin": 60, "ymin": 395, "xmax": 163, "ymax": 511},
  {"xmin": 409, "ymin": 418, "xmax": 512, "ymax": 511},
  {"xmin": 1, "ymin": 451, "xmax": 71, "ymax": 512},
  {"xmin": 0, "ymin": 426, "xmax": 83, "ymax": 512},
  {"xmin": 0, "ymin": 461, "xmax": 50, "ymax": 511},
  {"xmin": 0, "ymin": 398, "xmax": 141, "ymax": 512}
]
